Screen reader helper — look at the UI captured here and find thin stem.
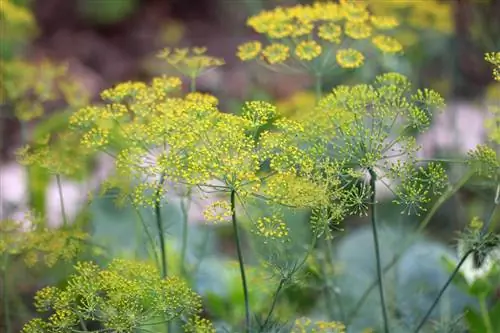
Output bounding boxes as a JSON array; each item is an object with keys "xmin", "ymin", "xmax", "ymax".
[
  {"xmin": 56, "ymin": 174, "xmax": 69, "ymax": 226},
  {"xmin": 2, "ymin": 254, "xmax": 11, "ymax": 333},
  {"xmin": 155, "ymin": 174, "xmax": 168, "ymax": 278},
  {"xmin": 322, "ymin": 238, "xmax": 337, "ymax": 321},
  {"xmin": 347, "ymin": 171, "xmax": 473, "ymax": 325},
  {"xmin": 260, "ymin": 278, "xmax": 285, "ymax": 331},
  {"xmin": 154, "ymin": 174, "xmax": 170, "ymax": 333},
  {"xmin": 479, "ymin": 294, "xmax": 494, "ymax": 333},
  {"xmin": 412, "ymin": 250, "xmax": 473, "ymax": 333},
  {"xmin": 180, "ymin": 189, "xmax": 192, "ymax": 277},
  {"xmin": 130, "ymin": 197, "xmax": 161, "ymax": 270},
  {"xmin": 231, "ymin": 189, "xmax": 250, "ymax": 333},
  {"xmin": 368, "ymin": 168, "xmax": 390, "ymax": 333}
]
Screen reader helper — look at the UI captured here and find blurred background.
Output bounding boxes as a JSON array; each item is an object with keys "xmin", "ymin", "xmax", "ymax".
[{"xmin": 1, "ymin": 0, "xmax": 500, "ymax": 332}]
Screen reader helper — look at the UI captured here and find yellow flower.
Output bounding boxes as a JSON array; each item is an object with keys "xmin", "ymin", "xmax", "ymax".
[
  {"xmin": 255, "ymin": 214, "xmax": 288, "ymax": 239},
  {"xmin": 344, "ymin": 21, "xmax": 372, "ymax": 39},
  {"xmin": 336, "ymin": 48, "xmax": 365, "ymax": 68},
  {"xmin": 290, "ymin": 18, "xmax": 314, "ymax": 37},
  {"xmin": 318, "ymin": 22, "xmax": 342, "ymax": 43},
  {"xmin": 372, "ymin": 35, "xmax": 403, "ymax": 53},
  {"xmin": 370, "ymin": 15, "xmax": 399, "ymax": 30},
  {"xmin": 237, "ymin": 41, "xmax": 262, "ymax": 61},
  {"xmin": 262, "ymin": 43, "xmax": 290, "ymax": 64},
  {"xmin": 267, "ymin": 21, "xmax": 294, "ymax": 39},
  {"xmin": 295, "ymin": 40, "xmax": 322, "ymax": 61},
  {"xmin": 203, "ymin": 200, "xmax": 232, "ymax": 223}
]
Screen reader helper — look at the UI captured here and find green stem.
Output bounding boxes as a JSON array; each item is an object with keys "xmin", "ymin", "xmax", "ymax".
[
  {"xmin": 2, "ymin": 254, "xmax": 11, "ymax": 333},
  {"xmin": 368, "ymin": 168, "xmax": 390, "ymax": 333},
  {"xmin": 155, "ymin": 174, "xmax": 168, "ymax": 278},
  {"xmin": 180, "ymin": 189, "xmax": 192, "ymax": 277},
  {"xmin": 56, "ymin": 174, "xmax": 69, "ymax": 226},
  {"xmin": 231, "ymin": 189, "xmax": 250, "ymax": 333},
  {"xmin": 154, "ymin": 174, "xmax": 170, "ymax": 333},
  {"xmin": 412, "ymin": 250, "xmax": 473, "ymax": 333},
  {"xmin": 479, "ymin": 294, "xmax": 494, "ymax": 333},
  {"xmin": 322, "ymin": 238, "xmax": 340, "ymax": 321},
  {"xmin": 346, "ymin": 171, "xmax": 473, "ymax": 325},
  {"xmin": 260, "ymin": 278, "xmax": 285, "ymax": 332}
]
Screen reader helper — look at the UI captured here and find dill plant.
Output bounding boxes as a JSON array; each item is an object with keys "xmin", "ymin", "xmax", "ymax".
[{"xmin": 6, "ymin": 1, "xmax": 499, "ymax": 333}]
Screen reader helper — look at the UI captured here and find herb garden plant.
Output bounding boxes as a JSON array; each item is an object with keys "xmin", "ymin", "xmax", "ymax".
[{"xmin": 1, "ymin": 1, "xmax": 499, "ymax": 333}]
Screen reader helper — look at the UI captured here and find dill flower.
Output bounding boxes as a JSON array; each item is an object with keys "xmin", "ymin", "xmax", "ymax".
[
  {"xmin": 255, "ymin": 214, "xmax": 289, "ymax": 239},
  {"xmin": 262, "ymin": 43, "xmax": 290, "ymax": 64},
  {"xmin": 371, "ymin": 34, "xmax": 403, "ymax": 53},
  {"xmin": 292, "ymin": 317, "xmax": 346, "ymax": 332},
  {"xmin": 370, "ymin": 15, "xmax": 399, "ymax": 30},
  {"xmin": 344, "ymin": 21, "xmax": 372, "ymax": 39},
  {"xmin": 336, "ymin": 48, "xmax": 365, "ymax": 68},
  {"xmin": 485, "ymin": 52, "xmax": 500, "ymax": 81},
  {"xmin": 23, "ymin": 259, "xmax": 204, "ymax": 333},
  {"xmin": 203, "ymin": 200, "xmax": 232, "ymax": 223},
  {"xmin": 295, "ymin": 40, "xmax": 322, "ymax": 61},
  {"xmin": 184, "ymin": 315, "xmax": 217, "ymax": 333},
  {"xmin": 318, "ymin": 22, "xmax": 342, "ymax": 43},
  {"xmin": 237, "ymin": 41, "xmax": 262, "ymax": 61},
  {"xmin": 157, "ymin": 47, "xmax": 225, "ymax": 79}
]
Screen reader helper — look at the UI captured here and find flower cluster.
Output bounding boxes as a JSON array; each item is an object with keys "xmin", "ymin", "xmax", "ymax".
[
  {"xmin": 312, "ymin": 72, "xmax": 448, "ymax": 216},
  {"xmin": 292, "ymin": 317, "xmax": 346, "ymax": 333},
  {"xmin": 485, "ymin": 52, "xmax": 500, "ymax": 81},
  {"xmin": 157, "ymin": 46, "xmax": 225, "ymax": 80},
  {"xmin": 16, "ymin": 129, "xmax": 93, "ymax": 177},
  {"xmin": 368, "ymin": 0, "xmax": 453, "ymax": 47},
  {"xmin": 22, "ymin": 259, "xmax": 205, "ymax": 333},
  {"xmin": 0, "ymin": 0, "xmax": 37, "ymax": 56},
  {"xmin": 237, "ymin": 0, "xmax": 403, "ymax": 72},
  {"xmin": 1, "ymin": 59, "xmax": 89, "ymax": 120},
  {"xmin": 69, "ymin": 72, "xmax": 334, "ymax": 241},
  {"xmin": 0, "ymin": 212, "xmax": 87, "ymax": 267}
]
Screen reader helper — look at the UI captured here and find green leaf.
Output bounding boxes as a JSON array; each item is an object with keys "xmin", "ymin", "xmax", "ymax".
[{"xmin": 465, "ymin": 308, "xmax": 488, "ymax": 333}]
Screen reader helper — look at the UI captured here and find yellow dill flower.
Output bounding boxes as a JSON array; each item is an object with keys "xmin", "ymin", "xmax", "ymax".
[
  {"xmin": 336, "ymin": 48, "xmax": 365, "ymax": 68},
  {"xmin": 290, "ymin": 18, "xmax": 314, "ymax": 37},
  {"xmin": 157, "ymin": 47, "xmax": 225, "ymax": 79},
  {"xmin": 203, "ymin": 200, "xmax": 232, "ymax": 223},
  {"xmin": 485, "ymin": 52, "xmax": 500, "ymax": 81},
  {"xmin": 255, "ymin": 214, "xmax": 288, "ymax": 239},
  {"xmin": 318, "ymin": 22, "xmax": 342, "ymax": 43},
  {"xmin": 372, "ymin": 34, "xmax": 403, "ymax": 53},
  {"xmin": 295, "ymin": 40, "xmax": 322, "ymax": 61},
  {"xmin": 341, "ymin": 0, "xmax": 370, "ymax": 23},
  {"xmin": 262, "ymin": 43, "xmax": 290, "ymax": 64},
  {"xmin": 344, "ymin": 20, "xmax": 373, "ymax": 39},
  {"xmin": 185, "ymin": 91, "xmax": 219, "ymax": 106},
  {"xmin": 267, "ymin": 21, "xmax": 294, "ymax": 39},
  {"xmin": 292, "ymin": 317, "xmax": 346, "ymax": 332},
  {"xmin": 370, "ymin": 15, "xmax": 399, "ymax": 30},
  {"xmin": 237, "ymin": 41, "xmax": 262, "ymax": 61},
  {"xmin": 242, "ymin": 100, "xmax": 277, "ymax": 127},
  {"xmin": 184, "ymin": 315, "xmax": 217, "ymax": 333}
]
